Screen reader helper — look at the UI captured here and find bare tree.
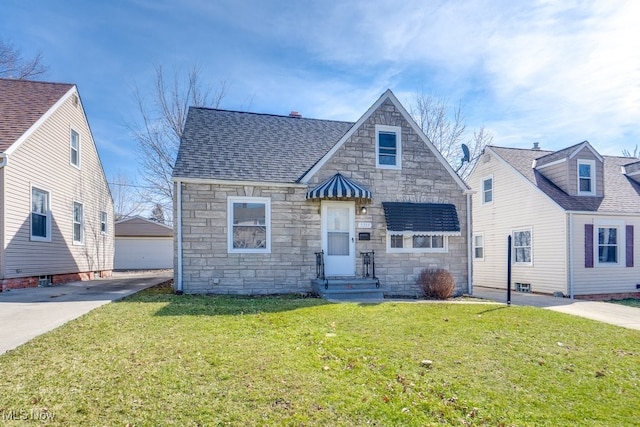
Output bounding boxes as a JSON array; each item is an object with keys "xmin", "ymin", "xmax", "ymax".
[
  {"xmin": 0, "ymin": 38, "xmax": 48, "ymax": 79},
  {"xmin": 623, "ymin": 146, "xmax": 638, "ymax": 158},
  {"xmin": 129, "ymin": 65, "xmax": 228, "ymax": 210},
  {"xmin": 108, "ymin": 169, "xmax": 146, "ymax": 221},
  {"xmin": 411, "ymin": 89, "xmax": 492, "ymax": 179},
  {"xmin": 149, "ymin": 203, "xmax": 166, "ymax": 224}
]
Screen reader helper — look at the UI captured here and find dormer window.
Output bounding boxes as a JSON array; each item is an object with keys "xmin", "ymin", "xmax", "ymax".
[{"xmin": 578, "ymin": 159, "xmax": 595, "ymax": 195}]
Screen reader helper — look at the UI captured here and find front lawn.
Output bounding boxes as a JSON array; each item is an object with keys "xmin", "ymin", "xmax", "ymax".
[{"xmin": 1, "ymin": 285, "xmax": 638, "ymax": 426}]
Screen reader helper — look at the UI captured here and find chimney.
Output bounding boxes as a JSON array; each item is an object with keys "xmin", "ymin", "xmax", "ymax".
[
  {"xmin": 289, "ymin": 111, "xmax": 302, "ymax": 118},
  {"xmin": 532, "ymin": 142, "xmax": 540, "ymax": 150}
]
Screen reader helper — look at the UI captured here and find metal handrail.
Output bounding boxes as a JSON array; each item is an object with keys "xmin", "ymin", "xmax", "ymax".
[
  {"xmin": 315, "ymin": 250, "xmax": 325, "ymax": 280},
  {"xmin": 360, "ymin": 250, "xmax": 376, "ymax": 279}
]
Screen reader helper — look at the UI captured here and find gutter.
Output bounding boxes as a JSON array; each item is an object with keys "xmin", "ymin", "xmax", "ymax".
[
  {"xmin": 0, "ymin": 153, "xmax": 7, "ymax": 168},
  {"xmin": 466, "ymin": 192, "xmax": 473, "ymax": 295},
  {"xmin": 176, "ymin": 179, "xmax": 183, "ymax": 293}
]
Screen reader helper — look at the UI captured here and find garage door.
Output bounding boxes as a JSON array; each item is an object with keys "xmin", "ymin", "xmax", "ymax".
[{"xmin": 115, "ymin": 237, "xmax": 173, "ymax": 270}]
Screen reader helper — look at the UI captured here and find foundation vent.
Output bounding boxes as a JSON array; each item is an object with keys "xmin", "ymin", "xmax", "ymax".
[
  {"xmin": 38, "ymin": 275, "xmax": 52, "ymax": 287},
  {"xmin": 515, "ymin": 282, "xmax": 531, "ymax": 293}
]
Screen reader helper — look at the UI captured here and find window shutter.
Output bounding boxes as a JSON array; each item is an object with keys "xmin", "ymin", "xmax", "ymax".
[
  {"xmin": 626, "ymin": 225, "xmax": 634, "ymax": 268},
  {"xmin": 585, "ymin": 224, "xmax": 594, "ymax": 268}
]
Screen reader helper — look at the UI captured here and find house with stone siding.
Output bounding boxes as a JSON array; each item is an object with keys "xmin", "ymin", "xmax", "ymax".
[
  {"xmin": 0, "ymin": 79, "xmax": 114, "ymax": 291},
  {"xmin": 469, "ymin": 141, "xmax": 640, "ymax": 299},
  {"xmin": 173, "ymin": 90, "xmax": 471, "ymax": 298}
]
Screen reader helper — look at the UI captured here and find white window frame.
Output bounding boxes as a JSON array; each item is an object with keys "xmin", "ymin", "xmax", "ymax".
[
  {"xmin": 594, "ymin": 219, "xmax": 624, "ymax": 267},
  {"xmin": 30, "ymin": 185, "xmax": 52, "ymax": 242},
  {"xmin": 73, "ymin": 201, "xmax": 84, "ymax": 245},
  {"xmin": 512, "ymin": 227, "xmax": 532, "ymax": 266},
  {"xmin": 577, "ymin": 159, "xmax": 595, "ymax": 196},
  {"xmin": 386, "ymin": 232, "xmax": 448, "ymax": 253},
  {"xmin": 100, "ymin": 211, "xmax": 108, "ymax": 235},
  {"xmin": 227, "ymin": 196, "xmax": 271, "ymax": 254},
  {"xmin": 375, "ymin": 124, "xmax": 402, "ymax": 170},
  {"xmin": 70, "ymin": 128, "xmax": 81, "ymax": 168},
  {"xmin": 473, "ymin": 233, "xmax": 484, "ymax": 260},
  {"xmin": 482, "ymin": 176, "xmax": 493, "ymax": 205}
]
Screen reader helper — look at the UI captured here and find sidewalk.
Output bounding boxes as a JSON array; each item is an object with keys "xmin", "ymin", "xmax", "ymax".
[
  {"xmin": 471, "ymin": 286, "xmax": 640, "ymax": 331},
  {"xmin": 0, "ymin": 270, "xmax": 172, "ymax": 355}
]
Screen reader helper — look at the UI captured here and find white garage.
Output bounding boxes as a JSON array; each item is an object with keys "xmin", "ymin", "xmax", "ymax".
[{"xmin": 114, "ymin": 216, "xmax": 173, "ymax": 270}]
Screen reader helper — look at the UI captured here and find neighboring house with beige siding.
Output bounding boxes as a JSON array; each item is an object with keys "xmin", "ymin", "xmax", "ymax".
[
  {"xmin": 469, "ymin": 141, "xmax": 640, "ymax": 299},
  {"xmin": 0, "ymin": 79, "xmax": 114, "ymax": 290},
  {"xmin": 173, "ymin": 90, "xmax": 471, "ymax": 298}
]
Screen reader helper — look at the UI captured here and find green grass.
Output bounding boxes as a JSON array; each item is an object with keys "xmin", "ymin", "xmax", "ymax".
[
  {"xmin": 608, "ymin": 298, "xmax": 640, "ymax": 308},
  {"xmin": 1, "ymin": 285, "xmax": 639, "ymax": 426}
]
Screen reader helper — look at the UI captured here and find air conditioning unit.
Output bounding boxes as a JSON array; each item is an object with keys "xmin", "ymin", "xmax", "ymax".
[{"xmin": 515, "ymin": 282, "xmax": 531, "ymax": 293}]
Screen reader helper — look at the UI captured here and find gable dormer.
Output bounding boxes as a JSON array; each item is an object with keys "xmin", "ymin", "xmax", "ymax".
[
  {"xmin": 622, "ymin": 160, "xmax": 640, "ymax": 184},
  {"xmin": 533, "ymin": 141, "xmax": 604, "ymax": 197}
]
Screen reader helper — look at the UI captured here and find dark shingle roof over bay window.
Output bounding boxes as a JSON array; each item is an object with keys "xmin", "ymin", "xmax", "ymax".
[
  {"xmin": 173, "ymin": 108, "xmax": 354, "ymax": 182},
  {"xmin": 382, "ymin": 202, "xmax": 461, "ymax": 234}
]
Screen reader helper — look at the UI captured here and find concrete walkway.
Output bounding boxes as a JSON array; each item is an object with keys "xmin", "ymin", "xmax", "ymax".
[
  {"xmin": 0, "ymin": 270, "xmax": 172, "ymax": 355},
  {"xmin": 472, "ymin": 286, "xmax": 640, "ymax": 331}
]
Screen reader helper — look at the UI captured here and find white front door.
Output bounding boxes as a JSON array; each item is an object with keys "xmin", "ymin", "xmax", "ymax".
[{"xmin": 321, "ymin": 201, "xmax": 355, "ymax": 276}]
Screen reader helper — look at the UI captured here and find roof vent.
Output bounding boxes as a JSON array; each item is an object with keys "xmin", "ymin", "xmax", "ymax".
[
  {"xmin": 532, "ymin": 142, "xmax": 540, "ymax": 150},
  {"xmin": 289, "ymin": 111, "xmax": 302, "ymax": 118}
]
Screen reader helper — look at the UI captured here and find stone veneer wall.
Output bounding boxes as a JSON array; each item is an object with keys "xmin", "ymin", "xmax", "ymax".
[
  {"xmin": 177, "ymin": 182, "xmax": 320, "ymax": 294},
  {"xmin": 304, "ymin": 99, "xmax": 469, "ymax": 296},
  {"xmin": 177, "ymin": 98, "xmax": 469, "ymax": 296}
]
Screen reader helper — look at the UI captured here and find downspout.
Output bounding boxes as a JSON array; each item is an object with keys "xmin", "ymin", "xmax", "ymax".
[
  {"xmin": 466, "ymin": 192, "xmax": 473, "ymax": 295},
  {"xmin": 176, "ymin": 179, "xmax": 183, "ymax": 293},
  {"xmin": 568, "ymin": 212, "xmax": 574, "ymax": 299}
]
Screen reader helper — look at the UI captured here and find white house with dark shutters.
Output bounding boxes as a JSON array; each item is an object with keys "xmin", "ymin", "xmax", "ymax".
[
  {"xmin": 173, "ymin": 90, "xmax": 471, "ymax": 298},
  {"xmin": 468, "ymin": 141, "xmax": 640, "ymax": 299}
]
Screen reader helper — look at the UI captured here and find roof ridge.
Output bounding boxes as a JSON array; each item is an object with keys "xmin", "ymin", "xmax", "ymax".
[
  {"xmin": 189, "ymin": 106, "xmax": 355, "ymax": 124},
  {"xmin": 489, "ymin": 145, "xmax": 552, "ymax": 151},
  {"xmin": 0, "ymin": 77, "xmax": 74, "ymax": 87}
]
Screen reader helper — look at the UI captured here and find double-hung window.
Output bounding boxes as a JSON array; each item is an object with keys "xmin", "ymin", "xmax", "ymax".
[
  {"xmin": 73, "ymin": 202, "xmax": 84, "ymax": 244},
  {"xmin": 228, "ymin": 197, "xmax": 271, "ymax": 253},
  {"xmin": 70, "ymin": 129, "xmax": 81, "ymax": 168},
  {"xmin": 597, "ymin": 226, "xmax": 618, "ymax": 264},
  {"xmin": 513, "ymin": 228, "xmax": 532, "ymax": 264},
  {"xmin": 577, "ymin": 159, "xmax": 595, "ymax": 195},
  {"xmin": 376, "ymin": 125, "xmax": 401, "ymax": 169},
  {"xmin": 31, "ymin": 187, "xmax": 51, "ymax": 241},
  {"xmin": 473, "ymin": 233, "xmax": 484, "ymax": 260},
  {"xmin": 100, "ymin": 211, "xmax": 108, "ymax": 234},
  {"xmin": 482, "ymin": 177, "xmax": 493, "ymax": 204}
]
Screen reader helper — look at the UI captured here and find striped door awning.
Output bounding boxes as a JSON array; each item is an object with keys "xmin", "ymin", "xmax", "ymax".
[{"xmin": 306, "ymin": 173, "xmax": 372, "ymax": 200}]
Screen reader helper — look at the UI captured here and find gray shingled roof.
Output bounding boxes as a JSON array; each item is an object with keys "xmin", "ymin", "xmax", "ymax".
[
  {"xmin": 491, "ymin": 146, "xmax": 640, "ymax": 213},
  {"xmin": 173, "ymin": 107, "xmax": 354, "ymax": 182}
]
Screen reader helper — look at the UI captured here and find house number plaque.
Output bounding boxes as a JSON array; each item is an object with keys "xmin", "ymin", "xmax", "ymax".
[{"xmin": 357, "ymin": 222, "xmax": 372, "ymax": 229}]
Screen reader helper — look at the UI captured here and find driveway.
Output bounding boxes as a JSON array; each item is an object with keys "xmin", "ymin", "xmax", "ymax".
[
  {"xmin": 472, "ymin": 286, "xmax": 640, "ymax": 331},
  {"xmin": 0, "ymin": 270, "xmax": 172, "ymax": 355}
]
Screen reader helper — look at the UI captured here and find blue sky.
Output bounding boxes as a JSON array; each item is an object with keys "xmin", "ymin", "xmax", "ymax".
[{"xmin": 3, "ymin": 0, "xmax": 640, "ymax": 183}]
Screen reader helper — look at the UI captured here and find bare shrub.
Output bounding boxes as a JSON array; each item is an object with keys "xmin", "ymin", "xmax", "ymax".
[{"xmin": 417, "ymin": 268, "xmax": 455, "ymax": 299}]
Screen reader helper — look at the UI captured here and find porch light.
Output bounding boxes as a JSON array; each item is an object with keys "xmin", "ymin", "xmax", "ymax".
[{"xmin": 360, "ymin": 206, "xmax": 367, "ymax": 215}]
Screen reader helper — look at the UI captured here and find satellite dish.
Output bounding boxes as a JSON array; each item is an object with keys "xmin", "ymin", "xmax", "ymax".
[{"xmin": 461, "ymin": 144, "xmax": 470, "ymax": 163}]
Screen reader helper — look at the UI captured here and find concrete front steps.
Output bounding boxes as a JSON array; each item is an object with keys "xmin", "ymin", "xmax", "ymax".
[{"xmin": 311, "ymin": 277, "xmax": 383, "ymax": 302}]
